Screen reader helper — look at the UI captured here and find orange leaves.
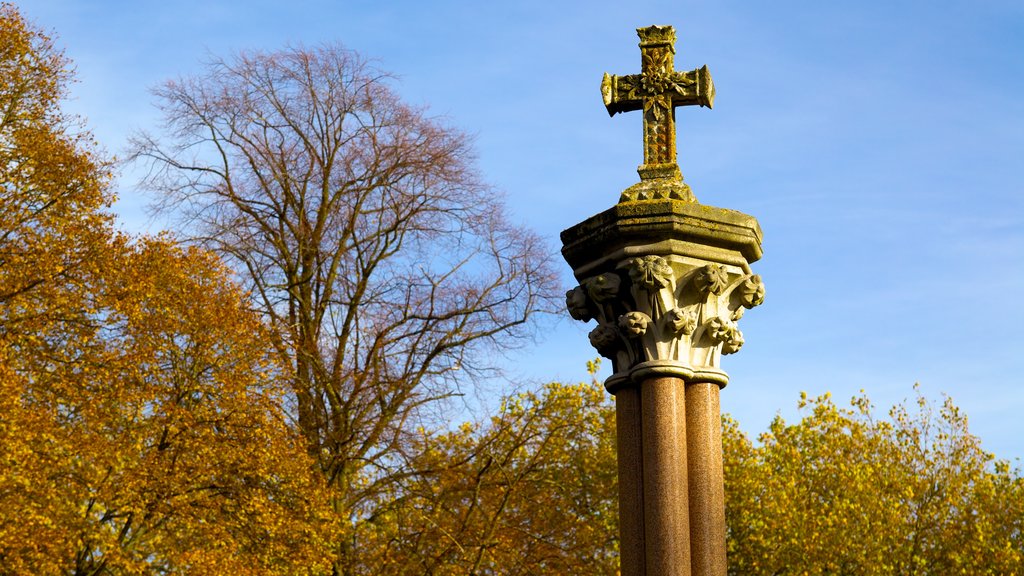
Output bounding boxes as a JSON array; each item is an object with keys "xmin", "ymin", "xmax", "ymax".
[
  {"xmin": 81, "ymin": 240, "xmax": 340, "ymax": 573},
  {"xmin": 0, "ymin": 6, "xmax": 338, "ymax": 571},
  {"xmin": 4, "ymin": 5, "xmax": 1021, "ymax": 574},
  {"xmin": 2, "ymin": 234, "xmax": 341, "ymax": 573},
  {"xmin": 1, "ymin": 4, "xmax": 112, "ymax": 341}
]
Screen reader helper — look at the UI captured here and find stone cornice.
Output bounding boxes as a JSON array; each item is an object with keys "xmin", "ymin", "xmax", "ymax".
[{"xmin": 561, "ymin": 200, "xmax": 763, "ymax": 279}]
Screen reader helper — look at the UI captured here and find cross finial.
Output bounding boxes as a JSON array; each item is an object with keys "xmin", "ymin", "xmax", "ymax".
[{"xmin": 602, "ymin": 25, "xmax": 715, "ymax": 202}]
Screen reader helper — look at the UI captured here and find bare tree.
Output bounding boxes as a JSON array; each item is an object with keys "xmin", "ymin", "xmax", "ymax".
[{"xmin": 130, "ymin": 45, "xmax": 558, "ymax": 570}]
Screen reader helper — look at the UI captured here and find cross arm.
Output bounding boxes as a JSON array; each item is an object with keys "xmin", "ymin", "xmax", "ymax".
[
  {"xmin": 602, "ymin": 73, "xmax": 644, "ymax": 116},
  {"xmin": 601, "ymin": 65, "xmax": 715, "ymax": 118}
]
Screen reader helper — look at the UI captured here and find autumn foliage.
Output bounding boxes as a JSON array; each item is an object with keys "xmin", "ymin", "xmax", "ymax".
[
  {"xmin": 343, "ymin": 373, "xmax": 1024, "ymax": 575},
  {"xmin": 3, "ymin": 4, "xmax": 1024, "ymax": 575},
  {"xmin": 724, "ymin": 390, "xmax": 1024, "ymax": 575},
  {"xmin": 1, "ymin": 6, "xmax": 337, "ymax": 573},
  {"xmin": 1, "ymin": 239, "xmax": 340, "ymax": 574},
  {"xmin": 355, "ymin": 374, "xmax": 619, "ymax": 575}
]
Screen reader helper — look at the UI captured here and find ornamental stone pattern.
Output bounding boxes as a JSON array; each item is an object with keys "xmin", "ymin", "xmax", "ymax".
[
  {"xmin": 601, "ymin": 24, "xmax": 715, "ymax": 202},
  {"xmin": 566, "ymin": 256, "xmax": 764, "ymax": 390}
]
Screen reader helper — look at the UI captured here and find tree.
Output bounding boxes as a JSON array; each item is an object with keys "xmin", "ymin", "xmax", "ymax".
[
  {"xmin": 723, "ymin": 389, "xmax": 1024, "ymax": 575},
  {"xmin": 356, "ymin": 365, "xmax": 619, "ymax": 575},
  {"xmin": 1, "ymin": 8, "xmax": 339, "ymax": 572},
  {"xmin": 357, "ymin": 376, "xmax": 1024, "ymax": 576},
  {"xmin": 2, "ymin": 239, "xmax": 340, "ymax": 574},
  {"xmin": 0, "ymin": 2, "xmax": 111, "ymax": 331},
  {"xmin": 9, "ymin": 7, "xmax": 1019, "ymax": 572},
  {"xmin": 130, "ymin": 45, "xmax": 558, "ymax": 568}
]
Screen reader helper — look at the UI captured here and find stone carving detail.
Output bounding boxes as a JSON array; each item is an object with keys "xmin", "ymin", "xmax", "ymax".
[
  {"xmin": 722, "ymin": 329, "xmax": 744, "ymax": 355},
  {"xmin": 694, "ymin": 264, "xmax": 729, "ymax": 296},
  {"xmin": 705, "ymin": 317, "xmax": 733, "ymax": 343},
  {"xmin": 601, "ymin": 24, "xmax": 715, "ymax": 205},
  {"xmin": 628, "ymin": 255, "xmax": 672, "ymax": 290},
  {"xmin": 565, "ymin": 286, "xmax": 592, "ymax": 322},
  {"xmin": 619, "ymin": 311, "xmax": 651, "ymax": 337},
  {"xmin": 737, "ymin": 274, "xmax": 765, "ymax": 308},
  {"xmin": 585, "ymin": 272, "xmax": 621, "ymax": 303},
  {"xmin": 612, "ymin": 50, "xmax": 697, "ymax": 121},
  {"xmin": 664, "ymin": 307, "xmax": 697, "ymax": 336},
  {"xmin": 588, "ymin": 324, "xmax": 619, "ymax": 357},
  {"xmin": 565, "ymin": 255, "xmax": 764, "ymax": 380}
]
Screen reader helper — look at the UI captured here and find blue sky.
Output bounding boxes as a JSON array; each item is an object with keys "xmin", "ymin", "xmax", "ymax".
[{"xmin": 25, "ymin": 0, "xmax": 1024, "ymax": 461}]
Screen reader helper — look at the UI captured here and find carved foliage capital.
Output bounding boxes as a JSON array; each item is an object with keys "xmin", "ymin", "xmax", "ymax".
[
  {"xmin": 694, "ymin": 263, "xmax": 729, "ymax": 296},
  {"xmin": 565, "ymin": 286, "xmax": 592, "ymax": 322},
  {"xmin": 628, "ymin": 255, "xmax": 672, "ymax": 290},
  {"xmin": 565, "ymin": 255, "xmax": 764, "ymax": 378},
  {"xmin": 738, "ymin": 274, "xmax": 766, "ymax": 308},
  {"xmin": 585, "ymin": 272, "xmax": 621, "ymax": 303}
]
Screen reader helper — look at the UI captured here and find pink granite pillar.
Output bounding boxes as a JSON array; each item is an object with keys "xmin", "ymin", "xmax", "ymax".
[
  {"xmin": 614, "ymin": 384, "xmax": 646, "ymax": 576},
  {"xmin": 686, "ymin": 380, "xmax": 727, "ymax": 576},
  {"xmin": 640, "ymin": 375, "xmax": 690, "ymax": 575}
]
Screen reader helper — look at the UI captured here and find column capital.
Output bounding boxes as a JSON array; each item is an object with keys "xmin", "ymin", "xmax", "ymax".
[{"xmin": 562, "ymin": 200, "xmax": 763, "ymax": 393}]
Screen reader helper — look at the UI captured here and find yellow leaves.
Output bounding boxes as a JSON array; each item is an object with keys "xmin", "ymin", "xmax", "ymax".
[
  {"xmin": 725, "ymin": 389, "xmax": 1024, "ymax": 575},
  {"xmin": 0, "ymin": 236, "xmax": 341, "ymax": 573},
  {"xmin": 0, "ymin": 13, "xmax": 341, "ymax": 562},
  {"xmin": 353, "ymin": 377, "xmax": 619, "ymax": 575},
  {"xmin": 3, "ymin": 7, "xmax": 1020, "ymax": 572},
  {"xmin": 1, "ymin": 7, "xmax": 113, "ymax": 352}
]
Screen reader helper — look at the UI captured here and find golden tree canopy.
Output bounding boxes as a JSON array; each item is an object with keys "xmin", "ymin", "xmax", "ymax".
[{"xmin": 0, "ymin": 6, "xmax": 339, "ymax": 572}]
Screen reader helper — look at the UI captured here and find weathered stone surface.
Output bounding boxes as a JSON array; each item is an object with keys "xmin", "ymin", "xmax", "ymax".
[
  {"xmin": 562, "ymin": 199, "xmax": 762, "ymax": 278},
  {"xmin": 602, "ymin": 25, "xmax": 715, "ymax": 202},
  {"xmin": 615, "ymin": 387, "xmax": 646, "ymax": 576},
  {"xmin": 686, "ymin": 382, "xmax": 727, "ymax": 576},
  {"xmin": 561, "ymin": 200, "xmax": 763, "ymax": 391},
  {"xmin": 641, "ymin": 376, "xmax": 691, "ymax": 574},
  {"xmin": 562, "ymin": 199, "xmax": 762, "ymax": 576}
]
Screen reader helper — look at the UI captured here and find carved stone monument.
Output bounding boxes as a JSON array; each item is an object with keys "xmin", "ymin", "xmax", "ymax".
[{"xmin": 561, "ymin": 25, "xmax": 764, "ymax": 576}]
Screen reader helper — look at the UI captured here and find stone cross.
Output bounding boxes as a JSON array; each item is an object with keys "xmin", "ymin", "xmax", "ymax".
[
  {"xmin": 561, "ymin": 25, "xmax": 764, "ymax": 576},
  {"xmin": 602, "ymin": 25, "xmax": 715, "ymax": 202}
]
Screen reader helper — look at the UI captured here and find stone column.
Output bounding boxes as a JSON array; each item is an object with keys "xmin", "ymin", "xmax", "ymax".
[
  {"xmin": 562, "ymin": 200, "xmax": 764, "ymax": 576},
  {"xmin": 640, "ymin": 375, "xmax": 690, "ymax": 574},
  {"xmin": 564, "ymin": 24, "xmax": 764, "ymax": 575},
  {"xmin": 686, "ymin": 379, "xmax": 726, "ymax": 576},
  {"xmin": 613, "ymin": 381, "xmax": 646, "ymax": 576}
]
